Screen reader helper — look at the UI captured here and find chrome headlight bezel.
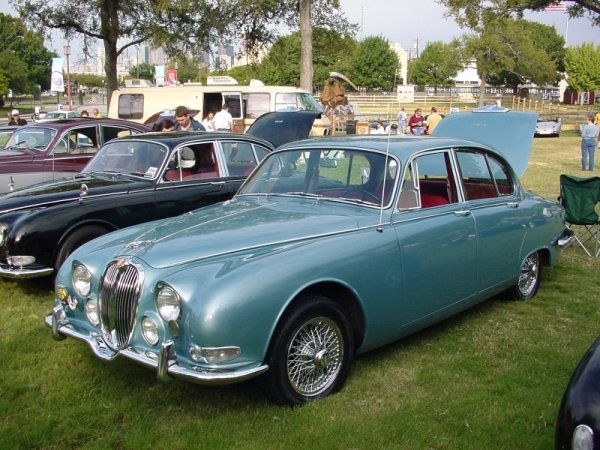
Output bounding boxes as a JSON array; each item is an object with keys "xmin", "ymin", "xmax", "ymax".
[
  {"xmin": 72, "ymin": 263, "xmax": 91, "ymax": 297},
  {"xmin": 156, "ymin": 283, "xmax": 181, "ymax": 322}
]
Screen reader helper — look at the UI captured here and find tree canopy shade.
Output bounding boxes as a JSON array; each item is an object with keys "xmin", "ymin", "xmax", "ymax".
[
  {"xmin": 0, "ymin": 13, "xmax": 55, "ymax": 106},
  {"xmin": 408, "ymin": 41, "xmax": 464, "ymax": 88}
]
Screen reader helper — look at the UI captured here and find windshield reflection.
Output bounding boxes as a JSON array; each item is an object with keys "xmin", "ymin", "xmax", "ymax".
[
  {"xmin": 4, "ymin": 127, "xmax": 56, "ymax": 151},
  {"xmin": 83, "ymin": 141, "xmax": 169, "ymax": 178},
  {"xmin": 239, "ymin": 149, "xmax": 398, "ymax": 207}
]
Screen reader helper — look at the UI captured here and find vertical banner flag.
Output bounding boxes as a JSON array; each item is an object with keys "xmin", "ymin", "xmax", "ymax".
[
  {"xmin": 51, "ymin": 57, "xmax": 65, "ymax": 92},
  {"xmin": 166, "ymin": 69, "xmax": 177, "ymax": 86},
  {"xmin": 155, "ymin": 65, "xmax": 165, "ymax": 87}
]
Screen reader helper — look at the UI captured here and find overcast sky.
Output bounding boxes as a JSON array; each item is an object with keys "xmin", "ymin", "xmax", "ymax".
[{"xmin": 1, "ymin": 0, "xmax": 599, "ymax": 58}]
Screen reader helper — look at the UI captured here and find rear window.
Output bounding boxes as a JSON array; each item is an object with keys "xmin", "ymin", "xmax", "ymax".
[{"xmin": 117, "ymin": 94, "xmax": 144, "ymax": 120}]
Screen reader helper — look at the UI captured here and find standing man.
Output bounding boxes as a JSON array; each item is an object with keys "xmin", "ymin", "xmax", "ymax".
[
  {"xmin": 173, "ymin": 105, "xmax": 205, "ymax": 131},
  {"xmin": 213, "ymin": 103, "xmax": 233, "ymax": 131},
  {"xmin": 581, "ymin": 115, "xmax": 599, "ymax": 171},
  {"xmin": 8, "ymin": 109, "xmax": 27, "ymax": 126},
  {"xmin": 397, "ymin": 107, "xmax": 407, "ymax": 134},
  {"xmin": 426, "ymin": 107, "xmax": 443, "ymax": 134}
]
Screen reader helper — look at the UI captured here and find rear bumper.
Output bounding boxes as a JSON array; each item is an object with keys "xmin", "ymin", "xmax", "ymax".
[{"xmin": 45, "ymin": 305, "xmax": 269, "ymax": 386}]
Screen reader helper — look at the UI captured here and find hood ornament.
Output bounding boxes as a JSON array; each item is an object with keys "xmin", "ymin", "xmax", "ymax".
[{"xmin": 125, "ymin": 240, "xmax": 153, "ymax": 250}]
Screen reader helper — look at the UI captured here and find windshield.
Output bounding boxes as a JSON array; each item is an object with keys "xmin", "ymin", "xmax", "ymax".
[
  {"xmin": 275, "ymin": 93, "xmax": 324, "ymax": 113},
  {"xmin": 239, "ymin": 148, "xmax": 398, "ymax": 207},
  {"xmin": 3, "ymin": 127, "xmax": 56, "ymax": 151},
  {"xmin": 83, "ymin": 140, "xmax": 169, "ymax": 178}
]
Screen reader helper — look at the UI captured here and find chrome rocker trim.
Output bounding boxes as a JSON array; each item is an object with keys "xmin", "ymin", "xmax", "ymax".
[{"xmin": 44, "ymin": 305, "xmax": 269, "ymax": 386}]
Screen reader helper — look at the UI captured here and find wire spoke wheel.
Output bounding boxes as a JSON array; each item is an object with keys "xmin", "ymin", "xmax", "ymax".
[
  {"xmin": 516, "ymin": 251, "xmax": 540, "ymax": 299},
  {"xmin": 286, "ymin": 316, "xmax": 344, "ymax": 397}
]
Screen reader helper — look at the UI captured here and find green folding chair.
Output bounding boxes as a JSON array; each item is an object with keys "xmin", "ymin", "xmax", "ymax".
[{"xmin": 558, "ymin": 174, "xmax": 600, "ymax": 257}]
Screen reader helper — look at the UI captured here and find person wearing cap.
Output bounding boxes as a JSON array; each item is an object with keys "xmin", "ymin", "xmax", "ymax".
[
  {"xmin": 173, "ymin": 105, "xmax": 205, "ymax": 131},
  {"xmin": 8, "ymin": 109, "xmax": 27, "ymax": 126}
]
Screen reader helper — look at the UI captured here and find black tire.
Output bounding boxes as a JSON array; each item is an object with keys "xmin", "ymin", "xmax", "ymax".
[
  {"xmin": 510, "ymin": 251, "xmax": 542, "ymax": 300},
  {"xmin": 263, "ymin": 295, "xmax": 354, "ymax": 406},
  {"xmin": 54, "ymin": 225, "xmax": 108, "ymax": 273}
]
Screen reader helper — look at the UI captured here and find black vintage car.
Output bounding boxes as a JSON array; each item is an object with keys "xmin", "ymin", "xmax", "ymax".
[
  {"xmin": 556, "ymin": 336, "xmax": 600, "ymax": 450},
  {"xmin": 0, "ymin": 111, "xmax": 320, "ymax": 280}
]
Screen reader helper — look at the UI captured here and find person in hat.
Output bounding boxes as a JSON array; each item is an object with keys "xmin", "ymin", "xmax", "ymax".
[
  {"xmin": 173, "ymin": 105, "xmax": 205, "ymax": 131},
  {"xmin": 8, "ymin": 109, "xmax": 27, "ymax": 126}
]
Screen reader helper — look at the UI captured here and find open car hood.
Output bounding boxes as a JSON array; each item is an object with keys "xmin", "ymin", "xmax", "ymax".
[
  {"xmin": 246, "ymin": 111, "xmax": 322, "ymax": 148},
  {"xmin": 431, "ymin": 107, "xmax": 538, "ymax": 176}
]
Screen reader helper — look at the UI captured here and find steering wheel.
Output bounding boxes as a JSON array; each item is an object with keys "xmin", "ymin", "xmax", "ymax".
[{"xmin": 341, "ymin": 188, "xmax": 381, "ymax": 203}]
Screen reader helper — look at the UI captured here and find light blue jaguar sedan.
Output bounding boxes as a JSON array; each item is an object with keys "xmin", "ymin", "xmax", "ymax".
[{"xmin": 46, "ymin": 109, "xmax": 566, "ymax": 406}]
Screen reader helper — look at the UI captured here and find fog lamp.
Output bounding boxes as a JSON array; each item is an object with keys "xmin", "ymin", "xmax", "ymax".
[
  {"xmin": 141, "ymin": 316, "xmax": 159, "ymax": 346},
  {"xmin": 201, "ymin": 346, "xmax": 241, "ymax": 364},
  {"xmin": 85, "ymin": 299, "xmax": 99, "ymax": 325},
  {"xmin": 72, "ymin": 264, "xmax": 91, "ymax": 297},
  {"xmin": 573, "ymin": 424, "xmax": 594, "ymax": 450},
  {"xmin": 8, "ymin": 255, "xmax": 35, "ymax": 267}
]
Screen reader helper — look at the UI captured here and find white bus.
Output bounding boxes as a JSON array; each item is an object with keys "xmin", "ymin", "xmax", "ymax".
[{"xmin": 108, "ymin": 78, "xmax": 332, "ymax": 135}]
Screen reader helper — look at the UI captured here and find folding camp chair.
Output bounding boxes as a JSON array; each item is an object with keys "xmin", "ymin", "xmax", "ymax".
[{"xmin": 558, "ymin": 174, "xmax": 600, "ymax": 257}]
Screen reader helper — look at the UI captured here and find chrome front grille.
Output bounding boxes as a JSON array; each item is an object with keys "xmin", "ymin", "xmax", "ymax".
[{"xmin": 98, "ymin": 260, "xmax": 141, "ymax": 350}]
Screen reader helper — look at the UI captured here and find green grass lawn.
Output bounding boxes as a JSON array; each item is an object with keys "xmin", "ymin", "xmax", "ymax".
[{"xmin": 1, "ymin": 134, "xmax": 599, "ymax": 449}]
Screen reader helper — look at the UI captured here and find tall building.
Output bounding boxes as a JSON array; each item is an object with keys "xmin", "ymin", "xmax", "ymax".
[{"xmin": 389, "ymin": 42, "xmax": 409, "ymax": 86}]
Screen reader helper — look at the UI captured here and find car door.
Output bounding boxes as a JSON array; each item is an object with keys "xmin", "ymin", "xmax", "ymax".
[
  {"xmin": 154, "ymin": 140, "xmax": 239, "ymax": 217},
  {"xmin": 47, "ymin": 124, "xmax": 100, "ymax": 173},
  {"xmin": 454, "ymin": 148, "xmax": 526, "ymax": 292},
  {"xmin": 392, "ymin": 149, "xmax": 478, "ymax": 325}
]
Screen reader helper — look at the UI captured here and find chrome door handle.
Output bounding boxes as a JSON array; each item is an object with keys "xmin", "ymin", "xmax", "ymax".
[
  {"xmin": 506, "ymin": 202, "xmax": 520, "ymax": 208},
  {"xmin": 453, "ymin": 209, "xmax": 471, "ymax": 216}
]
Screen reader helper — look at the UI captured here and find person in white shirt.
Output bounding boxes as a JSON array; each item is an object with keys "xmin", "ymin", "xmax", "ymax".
[
  {"xmin": 213, "ymin": 104, "xmax": 233, "ymax": 131},
  {"xmin": 201, "ymin": 111, "xmax": 216, "ymax": 131}
]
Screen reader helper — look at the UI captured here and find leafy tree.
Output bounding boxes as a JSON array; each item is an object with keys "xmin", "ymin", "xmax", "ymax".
[
  {"xmin": 347, "ymin": 36, "xmax": 399, "ymax": 90},
  {"xmin": 255, "ymin": 28, "xmax": 358, "ymax": 88},
  {"xmin": 0, "ymin": 13, "xmax": 55, "ymax": 105},
  {"xmin": 564, "ymin": 43, "xmax": 600, "ymax": 101},
  {"xmin": 229, "ymin": 0, "xmax": 358, "ymax": 90},
  {"xmin": 12, "ymin": 0, "xmax": 231, "ymax": 109},
  {"xmin": 479, "ymin": 19, "xmax": 560, "ymax": 92},
  {"xmin": 408, "ymin": 40, "xmax": 463, "ymax": 88}
]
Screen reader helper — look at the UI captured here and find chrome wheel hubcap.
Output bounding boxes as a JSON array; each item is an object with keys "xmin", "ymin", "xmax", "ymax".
[
  {"xmin": 286, "ymin": 316, "xmax": 343, "ymax": 397},
  {"xmin": 518, "ymin": 253, "xmax": 539, "ymax": 297}
]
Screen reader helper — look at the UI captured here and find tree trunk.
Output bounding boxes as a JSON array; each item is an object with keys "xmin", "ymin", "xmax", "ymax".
[
  {"xmin": 478, "ymin": 69, "xmax": 487, "ymax": 107},
  {"xmin": 299, "ymin": 0, "xmax": 313, "ymax": 92},
  {"xmin": 100, "ymin": 0, "xmax": 120, "ymax": 111}
]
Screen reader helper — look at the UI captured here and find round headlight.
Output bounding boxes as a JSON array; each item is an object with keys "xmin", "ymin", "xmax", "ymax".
[
  {"xmin": 573, "ymin": 424, "xmax": 594, "ymax": 450},
  {"xmin": 72, "ymin": 264, "xmax": 91, "ymax": 297},
  {"xmin": 85, "ymin": 299, "xmax": 99, "ymax": 325},
  {"xmin": 156, "ymin": 285, "xmax": 181, "ymax": 322},
  {"xmin": 141, "ymin": 316, "xmax": 159, "ymax": 346}
]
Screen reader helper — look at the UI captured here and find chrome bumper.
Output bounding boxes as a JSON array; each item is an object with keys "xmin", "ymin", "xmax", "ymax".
[
  {"xmin": 0, "ymin": 263, "xmax": 53, "ymax": 279},
  {"xmin": 45, "ymin": 305, "xmax": 269, "ymax": 385}
]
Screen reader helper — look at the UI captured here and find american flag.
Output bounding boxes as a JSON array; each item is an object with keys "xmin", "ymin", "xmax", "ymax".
[{"xmin": 545, "ymin": 2, "xmax": 566, "ymax": 11}]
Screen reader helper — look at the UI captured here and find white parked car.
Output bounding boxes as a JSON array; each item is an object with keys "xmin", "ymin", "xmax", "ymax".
[{"xmin": 35, "ymin": 110, "xmax": 82, "ymax": 122}]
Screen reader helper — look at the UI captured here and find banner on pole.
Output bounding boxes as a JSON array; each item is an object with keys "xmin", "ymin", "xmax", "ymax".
[{"xmin": 50, "ymin": 57, "xmax": 65, "ymax": 92}]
